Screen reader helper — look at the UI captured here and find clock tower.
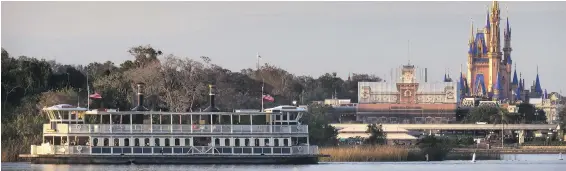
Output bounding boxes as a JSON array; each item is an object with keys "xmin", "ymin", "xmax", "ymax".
[{"xmin": 397, "ymin": 64, "xmax": 419, "ymax": 104}]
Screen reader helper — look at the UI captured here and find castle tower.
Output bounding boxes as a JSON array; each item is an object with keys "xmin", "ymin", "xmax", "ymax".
[
  {"xmin": 487, "ymin": 0, "xmax": 502, "ymax": 94},
  {"xmin": 502, "ymin": 7, "xmax": 513, "ymax": 101},
  {"xmin": 467, "ymin": 19, "xmax": 474, "ymax": 94}
]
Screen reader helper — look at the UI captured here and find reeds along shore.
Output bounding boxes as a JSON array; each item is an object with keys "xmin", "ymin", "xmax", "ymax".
[
  {"xmin": 320, "ymin": 146, "xmax": 503, "ymax": 162},
  {"xmin": 320, "ymin": 146, "xmax": 414, "ymax": 162}
]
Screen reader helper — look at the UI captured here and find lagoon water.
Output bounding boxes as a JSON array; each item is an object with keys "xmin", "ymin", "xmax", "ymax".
[{"xmin": 2, "ymin": 154, "xmax": 565, "ymax": 171}]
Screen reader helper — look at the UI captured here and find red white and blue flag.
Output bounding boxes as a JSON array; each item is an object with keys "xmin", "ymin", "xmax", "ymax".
[
  {"xmin": 262, "ymin": 94, "xmax": 274, "ymax": 102},
  {"xmin": 89, "ymin": 93, "xmax": 102, "ymax": 99}
]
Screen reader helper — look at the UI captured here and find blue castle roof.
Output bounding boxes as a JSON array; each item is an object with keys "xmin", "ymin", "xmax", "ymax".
[
  {"xmin": 474, "ymin": 74, "xmax": 487, "ymax": 96},
  {"xmin": 512, "ymin": 69, "xmax": 518, "ymax": 85},
  {"xmin": 534, "ymin": 73, "xmax": 542, "ymax": 93}
]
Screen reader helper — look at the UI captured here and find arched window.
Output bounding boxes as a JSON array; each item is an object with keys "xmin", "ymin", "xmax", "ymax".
[
  {"xmin": 144, "ymin": 138, "xmax": 150, "ymax": 146},
  {"xmin": 264, "ymin": 139, "xmax": 270, "ymax": 146},
  {"xmin": 254, "ymin": 139, "xmax": 260, "ymax": 146},
  {"xmin": 283, "ymin": 139, "xmax": 289, "ymax": 146},
  {"xmin": 114, "ymin": 138, "xmax": 119, "ymax": 146},
  {"xmin": 134, "ymin": 138, "xmax": 140, "ymax": 146},
  {"xmin": 235, "ymin": 139, "xmax": 241, "ymax": 146},
  {"xmin": 215, "ymin": 138, "xmax": 220, "ymax": 146},
  {"xmin": 404, "ymin": 90, "xmax": 412, "ymax": 97},
  {"xmin": 175, "ymin": 138, "xmax": 180, "ymax": 146},
  {"xmin": 225, "ymin": 138, "xmax": 230, "ymax": 146},
  {"xmin": 154, "ymin": 138, "xmax": 160, "ymax": 146},
  {"xmin": 165, "ymin": 138, "xmax": 170, "ymax": 146},
  {"xmin": 103, "ymin": 138, "xmax": 109, "ymax": 146},
  {"xmin": 245, "ymin": 139, "xmax": 250, "ymax": 146},
  {"xmin": 93, "ymin": 138, "xmax": 99, "ymax": 146},
  {"xmin": 124, "ymin": 138, "xmax": 130, "ymax": 146},
  {"xmin": 274, "ymin": 139, "xmax": 279, "ymax": 146}
]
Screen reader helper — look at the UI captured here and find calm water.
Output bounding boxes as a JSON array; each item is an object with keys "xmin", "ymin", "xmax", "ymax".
[{"xmin": 2, "ymin": 154, "xmax": 565, "ymax": 171}]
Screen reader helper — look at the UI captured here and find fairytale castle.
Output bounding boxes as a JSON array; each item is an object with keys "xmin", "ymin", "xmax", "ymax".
[{"xmin": 460, "ymin": 1, "xmax": 544, "ymax": 103}]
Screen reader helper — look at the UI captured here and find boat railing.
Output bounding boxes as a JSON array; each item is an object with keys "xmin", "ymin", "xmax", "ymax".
[
  {"xmin": 68, "ymin": 124, "xmax": 308, "ymax": 134},
  {"xmin": 31, "ymin": 145, "xmax": 319, "ymax": 156}
]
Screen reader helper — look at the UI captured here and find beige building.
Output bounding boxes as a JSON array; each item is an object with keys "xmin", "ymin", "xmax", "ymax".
[
  {"xmin": 331, "ymin": 124, "xmax": 418, "ymax": 145},
  {"xmin": 530, "ymin": 93, "xmax": 563, "ymax": 124}
]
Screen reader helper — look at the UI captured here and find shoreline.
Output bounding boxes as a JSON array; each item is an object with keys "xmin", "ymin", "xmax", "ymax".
[
  {"xmin": 319, "ymin": 146, "xmax": 566, "ymax": 162},
  {"xmin": 452, "ymin": 148, "xmax": 566, "ymax": 154}
]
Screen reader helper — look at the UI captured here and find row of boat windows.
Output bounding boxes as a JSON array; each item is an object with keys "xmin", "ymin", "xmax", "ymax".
[
  {"xmin": 91, "ymin": 138, "xmax": 292, "ymax": 147},
  {"xmin": 91, "ymin": 147, "xmax": 292, "ymax": 154}
]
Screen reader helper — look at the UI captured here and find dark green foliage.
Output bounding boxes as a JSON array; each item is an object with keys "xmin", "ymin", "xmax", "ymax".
[
  {"xmin": 416, "ymin": 135, "xmax": 453, "ymax": 161},
  {"xmin": 462, "ymin": 103, "xmax": 546, "ymax": 124},
  {"xmin": 301, "ymin": 104, "xmax": 338, "ymax": 146},
  {"xmin": 364, "ymin": 123, "xmax": 387, "ymax": 145},
  {"xmin": 462, "ymin": 105, "xmax": 500, "ymax": 123}
]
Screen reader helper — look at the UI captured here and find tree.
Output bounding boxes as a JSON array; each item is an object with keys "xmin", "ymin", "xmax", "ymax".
[
  {"xmin": 463, "ymin": 105, "xmax": 500, "ymax": 123},
  {"xmin": 558, "ymin": 106, "xmax": 566, "ymax": 129},
  {"xmin": 301, "ymin": 103, "xmax": 338, "ymax": 146},
  {"xmin": 365, "ymin": 123, "xmax": 387, "ymax": 145},
  {"xmin": 416, "ymin": 135, "xmax": 453, "ymax": 161},
  {"xmin": 517, "ymin": 103, "xmax": 545, "ymax": 123}
]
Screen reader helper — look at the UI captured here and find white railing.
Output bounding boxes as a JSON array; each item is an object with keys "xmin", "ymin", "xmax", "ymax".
[
  {"xmin": 68, "ymin": 124, "xmax": 309, "ymax": 134},
  {"xmin": 32, "ymin": 145, "xmax": 319, "ymax": 156}
]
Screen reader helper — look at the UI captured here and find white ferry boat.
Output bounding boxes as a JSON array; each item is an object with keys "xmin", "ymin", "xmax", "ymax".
[{"xmin": 20, "ymin": 83, "xmax": 327, "ymax": 164}]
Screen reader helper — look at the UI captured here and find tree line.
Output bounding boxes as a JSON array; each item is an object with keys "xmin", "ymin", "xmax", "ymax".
[{"xmin": 1, "ymin": 45, "xmax": 380, "ymax": 161}]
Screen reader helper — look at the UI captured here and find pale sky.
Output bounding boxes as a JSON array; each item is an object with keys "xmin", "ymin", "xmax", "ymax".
[{"xmin": 2, "ymin": 1, "xmax": 566, "ymax": 92}]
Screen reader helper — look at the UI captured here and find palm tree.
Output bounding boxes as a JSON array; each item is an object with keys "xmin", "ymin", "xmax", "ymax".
[{"xmin": 490, "ymin": 107, "xmax": 511, "ymax": 148}]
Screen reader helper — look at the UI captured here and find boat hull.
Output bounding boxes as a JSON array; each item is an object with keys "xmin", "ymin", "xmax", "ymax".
[{"xmin": 19, "ymin": 154, "xmax": 326, "ymax": 164}]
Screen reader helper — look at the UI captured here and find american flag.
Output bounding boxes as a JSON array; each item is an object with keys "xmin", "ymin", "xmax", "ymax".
[
  {"xmin": 89, "ymin": 93, "xmax": 102, "ymax": 99},
  {"xmin": 262, "ymin": 94, "xmax": 274, "ymax": 102}
]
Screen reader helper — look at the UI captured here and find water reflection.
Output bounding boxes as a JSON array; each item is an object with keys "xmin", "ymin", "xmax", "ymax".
[{"xmin": 2, "ymin": 154, "xmax": 565, "ymax": 171}]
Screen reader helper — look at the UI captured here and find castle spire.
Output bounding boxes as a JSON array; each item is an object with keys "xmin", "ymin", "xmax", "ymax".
[
  {"xmin": 492, "ymin": 0, "xmax": 499, "ymax": 13},
  {"xmin": 485, "ymin": 8, "xmax": 491, "ymax": 30},
  {"xmin": 535, "ymin": 65, "xmax": 542, "ymax": 93},
  {"xmin": 469, "ymin": 18, "xmax": 475, "ymax": 43},
  {"xmin": 494, "ymin": 70, "xmax": 502, "ymax": 100},
  {"xmin": 512, "ymin": 63, "xmax": 518, "ymax": 85}
]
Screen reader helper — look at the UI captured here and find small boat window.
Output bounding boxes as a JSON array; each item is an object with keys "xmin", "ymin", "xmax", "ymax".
[
  {"xmin": 144, "ymin": 138, "xmax": 150, "ymax": 146},
  {"xmin": 114, "ymin": 138, "xmax": 119, "ymax": 146},
  {"xmin": 245, "ymin": 139, "xmax": 250, "ymax": 147},
  {"xmin": 185, "ymin": 138, "xmax": 191, "ymax": 146},
  {"xmin": 254, "ymin": 139, "xmax": 260, "ymax": 147},
  {"xmin": 154, "ymin": 138, "xmax": 160, "ymax": 146},
  {"xmin": 235, "ymin": 139, "xmax": 241, "ymax": 146},
  {"xmin": 165, "ymin": 138, "xmax": 170, "ymax": 146},
  {"xmin": 103, "ymin": 138, "xmax": 109, "ymax": 146},
  {"xmin": 134, "ymin": 138, "xmax": 140, "ymax": 146},
  {"xmin": 124, "ymin": 138, "xmax": 130, "ymax": 146},
  {"xmin": 225, "ymin": 138, "xmax": 230, "ymax": 146},
  {"xmin": 174, "ymin": 138, "xmax": 180, "ymax": 146},
  {"xmin": 284, "ymin": 139, "xmax": 289, "ymax": 146},
  {"xmin": 274, "ymin": 139, "xmax": 279, "ymax": 146},
  {"xmin": 264, "ymin": 139, "xmax": 270, "ymax": 146},
  {"xmin": 93, "ymin": 138, "xmax": 99, "ymax": 146},
  {"xmin": 215, "ymin": 138, "xmax": 220, "ymax": 146}
]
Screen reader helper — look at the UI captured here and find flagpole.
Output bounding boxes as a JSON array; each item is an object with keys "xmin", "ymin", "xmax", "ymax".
[
  {"xmin": 257, "ymin": 52, "xmax": 264, "ymax": 112},
  {"xmin": 87, "ymin": 70, "xmax": 90, "ymax": 110}
]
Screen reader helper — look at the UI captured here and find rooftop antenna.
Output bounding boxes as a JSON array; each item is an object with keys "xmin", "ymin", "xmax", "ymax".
[{"xmin": 407, "ymin": 40, "xmax": 411, "ymax": 65}]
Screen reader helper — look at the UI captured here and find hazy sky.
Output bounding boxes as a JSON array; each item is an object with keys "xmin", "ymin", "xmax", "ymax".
[{"xmin": 2, "ymin": 1, "xmax": 566, "ymax": 92}]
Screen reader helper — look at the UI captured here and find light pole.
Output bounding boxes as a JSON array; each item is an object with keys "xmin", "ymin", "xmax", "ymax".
[{"xmin": 66, "ymin": 73, "xmax": 70, "ymax": 88}]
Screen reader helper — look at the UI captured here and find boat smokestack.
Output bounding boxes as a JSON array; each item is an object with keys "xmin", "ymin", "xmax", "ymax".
[
  {"xmin": 203, "ymin": 84, "xmax": 220, "ymax": 112},
  {"xmin": 131, "ymin": 82, "xmax": 148, "ymax": 111}
]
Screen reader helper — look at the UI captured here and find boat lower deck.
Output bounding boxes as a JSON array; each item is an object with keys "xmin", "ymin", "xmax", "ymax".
[{"xmin": 19, "ymin": 154, "xmax": 329, "ymax": 164}]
